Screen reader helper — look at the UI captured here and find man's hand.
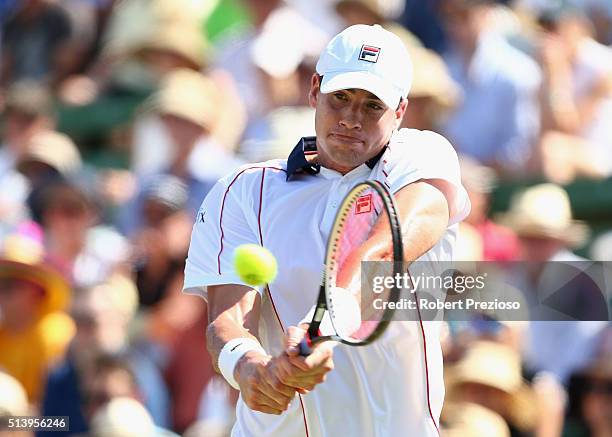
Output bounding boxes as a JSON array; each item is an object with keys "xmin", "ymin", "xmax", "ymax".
[
  {"xmin": 284, "ymin": 325, "xmax": 335, "ymax": 393},
  {"xmin": 235, "ymin": 350, "xmax": 297, "ymax": 415},
  {"xmin": 234, "ymin": 326, "xmax": 335, "ymax": 414}
]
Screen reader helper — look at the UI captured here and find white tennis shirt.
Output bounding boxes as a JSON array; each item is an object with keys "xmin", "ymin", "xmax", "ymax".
[{"xmin": 184, "ymin": 128, "xmax": 471, "ymax": 437}]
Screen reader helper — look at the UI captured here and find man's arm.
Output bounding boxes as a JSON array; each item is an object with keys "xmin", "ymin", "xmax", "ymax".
[
  {"xmin": 207, "ymin": 284, "xmax": 293, "ymax": 415},
  {"xmin": 206, "ymin": 284, "xmax": 262, "ymax": 372},
  {"xmin": 335, "ymin": 180, "xmax": 450, "ymax": 289},
  {"xmin": 207, "ymin": 284, "xmax": 334, "ymax": 414},
  {"xmin": 395, "ymin": 180, "xmax": 450, "ymax": 261}
]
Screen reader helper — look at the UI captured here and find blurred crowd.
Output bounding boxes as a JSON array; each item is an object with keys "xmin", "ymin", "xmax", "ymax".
[{"xmin": 0, "ymin": 0, "xmax": 611, "ymax": 436}]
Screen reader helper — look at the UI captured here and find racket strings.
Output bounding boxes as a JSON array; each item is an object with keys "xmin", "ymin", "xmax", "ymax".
[{"xmin": 327, "ymin": 187, "xmax": 393, "ymax": 342}]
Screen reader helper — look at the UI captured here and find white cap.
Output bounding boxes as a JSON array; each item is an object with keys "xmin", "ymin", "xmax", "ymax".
[{"xmin": 316, "ymin": 24, "xmax": 413, "ymax": 109}]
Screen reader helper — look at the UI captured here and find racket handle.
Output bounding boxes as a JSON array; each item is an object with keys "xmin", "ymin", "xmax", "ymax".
[{"xmin": 298, "ymin": 335, "xmax": 313, "ymax": 356}]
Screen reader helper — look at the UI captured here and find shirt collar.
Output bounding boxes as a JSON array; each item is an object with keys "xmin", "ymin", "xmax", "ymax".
[{"xmin": 285, "ymin": 136, "xmax": 386, "ymax": 181}]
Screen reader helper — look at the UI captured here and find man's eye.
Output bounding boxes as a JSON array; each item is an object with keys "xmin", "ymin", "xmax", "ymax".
[
  {"xmin": 333, "ymin": 93, "xmax": 348, "ymax": 101},
  {"xmin": 367, "ymin": 102, "xmax": 384, "ymax": 110}
]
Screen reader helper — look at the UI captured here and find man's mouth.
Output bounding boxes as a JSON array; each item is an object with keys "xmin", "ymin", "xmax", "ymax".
[{"xmin": 329, "ymin": 133, "xmax": 364, "ymax": 144}]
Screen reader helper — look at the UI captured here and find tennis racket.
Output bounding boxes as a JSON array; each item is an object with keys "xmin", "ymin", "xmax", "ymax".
[{"xmin": 299, "ymin": 180, "xmax": 404, "ymax": 355}]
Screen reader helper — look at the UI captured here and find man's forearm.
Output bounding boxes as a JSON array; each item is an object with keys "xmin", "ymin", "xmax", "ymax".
[
  {"xmin": 207, "ymin": 314, "xmax": 261, "ymax": 373},
  {"xmin": 206, "ymin": 284, "xmax": 263, "ymax": 372},
  {"xmin": 396, "ymin": 180, "xmax": 450, "ymax": 261}
]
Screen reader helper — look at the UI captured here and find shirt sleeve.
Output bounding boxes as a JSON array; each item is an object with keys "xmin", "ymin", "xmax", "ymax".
[
  {"xmin": 183, "ymin": 173, "xmax": 262, "ymax": 300},
  {"xmin": 386, "ymin": 129, "xmax": 471, "ymax": 226}
]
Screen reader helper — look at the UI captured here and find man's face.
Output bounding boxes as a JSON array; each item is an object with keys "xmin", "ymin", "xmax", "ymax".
[{"xmin": 309, "ymin": 74, "xmax": 406, "ymax": 174}]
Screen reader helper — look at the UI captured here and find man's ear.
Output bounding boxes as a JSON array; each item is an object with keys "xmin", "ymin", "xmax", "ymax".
[
  {"xmin": 308, "ymin": 74, "xmax": 321, "ymax": 108},
  {"xmin": 394, "ymin": 98, "xmax": 408, "ymax": 129}
]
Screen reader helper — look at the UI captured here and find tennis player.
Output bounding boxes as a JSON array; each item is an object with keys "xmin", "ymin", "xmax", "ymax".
[{"xmin": 184, "ymin": 24, "xmax": 471, "ymax": 436}]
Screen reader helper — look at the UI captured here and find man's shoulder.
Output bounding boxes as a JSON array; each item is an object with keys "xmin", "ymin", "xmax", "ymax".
[
  {"xmin": 214, "ymin": 160, "xmax": 289, "ymax": 195},
  {"xmin": 391, "ymin": 128, "xmax": 452, "ymax": 144},
  {"xmin": 389, "ymin": 129, "xmax": 456, "ymax": 158},
  {"xmin": 386, "ymin": 129, "xmax": 461, "ymax": 179}
]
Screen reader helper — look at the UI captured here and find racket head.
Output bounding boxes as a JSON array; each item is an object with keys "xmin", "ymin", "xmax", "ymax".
[{"xmin": 324, "ymin": 180, "xmax": 404, "ymax": 346}]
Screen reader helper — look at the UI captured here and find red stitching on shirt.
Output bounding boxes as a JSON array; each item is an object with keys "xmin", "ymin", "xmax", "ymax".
[
  {"xmin": 257, "ymin": 169, "xmax": 266, "ymax": 247},
  {"xmin": 254, "ymin": 168, "xmax": 311, "ymax": 437},
  {"xmin": 216, "ymin": 166, "xmax": 285, "ymax": 274},
  {"xmin": 413, "ymin": 289, "xmax": 441, "ymax": 436}
]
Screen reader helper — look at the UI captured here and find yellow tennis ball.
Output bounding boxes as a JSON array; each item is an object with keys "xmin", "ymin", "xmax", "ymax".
[{"xmin": 233, "ymin": 244, "xmax": 278, "ymax": 286}]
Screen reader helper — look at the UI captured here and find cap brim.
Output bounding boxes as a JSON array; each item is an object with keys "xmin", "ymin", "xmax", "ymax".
[{"xmin": 320, "ymin": 71, "xmax": 401, "ymax": 110}]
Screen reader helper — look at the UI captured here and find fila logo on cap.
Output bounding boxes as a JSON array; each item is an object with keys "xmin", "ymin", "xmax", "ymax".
[{"xmin": 359, "ymin": 45, "xmax": 380, "ymax": 63}]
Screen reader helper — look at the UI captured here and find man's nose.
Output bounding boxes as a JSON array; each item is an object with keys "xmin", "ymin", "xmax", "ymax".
[{"xmin": 339, "ymin": 107, "xmax": 362, "ymax": 130}]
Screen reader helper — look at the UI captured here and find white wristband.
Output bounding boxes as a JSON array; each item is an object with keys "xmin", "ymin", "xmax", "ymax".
[{"xmin": 218, "ymin": 338, "xmax": 267, "ymax": 390}]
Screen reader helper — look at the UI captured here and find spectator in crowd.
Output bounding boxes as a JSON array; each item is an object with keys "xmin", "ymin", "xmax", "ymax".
[
  {"xmin": 82, "ymin": 354, "xmax": 143, "ymax": 421},
  {"xmin": 163, "ymin": 311, "xmax": 237, "ymax": 434},
  {"xmin": 564, "ymin": 329, "xmax": 612, "ymax": 437},
  {"xmin": 401, "ymin": 46, "xmax": 461, "ymax": 132},
  {"xmin": 0, "ymin": 225, "xmax": 74, "ymax": 403},
  {"xmin": 40, "ymin": 277, "xmax": 135, "ymax": 436},
  {"xmin": 121, "ymin": 68, "xmax": 243, "ymax": 236},
  {"xmin": 237, "ymin": 7, "xmax": 327, "ymax": 162},
  {"xmin": 121, "ymin": 175, "xmax": 231, "ymax": 433},
  {"xmin": 441, "ymin": 401, "xmax": 511, "ymax": 437},
  {"xmin": 0, "ymin": 0, "xmax": 73, "ymax": 87},
  {"xmin": 96, "ymin": 0, "xmax": 209, "ymax": 89},
  {"xmin": 536, "ymin": 5, "xmax": 612, "ymax": 183},
  {"xmin": 439, "ymin": 0, "xmax": 541, "ymax": 175},
  {"xmin": 445, "ymin": 340, "xmax": 538, "ymax": 437},
  {"xmin": 89, "ymin": 396, "xmax": 178, "ymax": 437},
  {"xmin": 499, "ymin": 183, "xmax": 608, "ymax": 384},
  {"xmin": 213, "ymin": 0, "xmax": 328, "ymax": 135},
  {"xmin": 17, "ymin": 130, "xmax": 81, "ymax": 189},
  {"xmin": 460, "ymin": 155, "xmax": 520, "ymax": 261},
  {"xmin": 60, "ymin": 0, "xmax": 243, "ymax": 172},
  {"xmin": 0, "ymin": 81, "xmax": 55, "ymax": 228},
  {"xmin": 27, "ymin": 179, "xmax": 129, "ymax": 288},
  {"xmin": 131, "ymin": 175, "xmax": 190, "ymax": 308},
  {"xmin": 0, "ymin": 81, "xmax": 55, "ymax": 173},
  {"xmin": 54, "ymin": 0, "xmax": 119, "ymax": 75},
  {"xmin": 106, "ymin": 0, "xmax": 246, "ymax": 159},
  {"xmin": 40, "ymin": 274, "xmax": 170, "ymax": 435}
]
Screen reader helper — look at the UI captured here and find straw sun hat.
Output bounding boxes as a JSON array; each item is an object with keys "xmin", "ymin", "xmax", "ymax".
[
  {"xmin": 445, "ymin": 341, "xmax": 538, "ymax": 431},
  {"xmin": 408, "ymin": 46, "xmax": 461, "ymax": 110},
  {"xmin": 497, "ymin": 183, "xmax": 589, "ymax": 247},
  {"xmin": 442, "ymin": 402, "xmax": 511, "ymax": 437},
  {"xmin": 17, "ymin": 131, "xmax": 82, "ymax": 177},
  {"xmin": 144, "ymin": 69, "xmax": 219, "ymax": 132},
  {"xmin": 0, "ymin": 227, "xmax": 70, "ymax": 317}
]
